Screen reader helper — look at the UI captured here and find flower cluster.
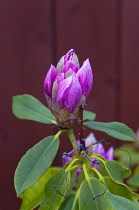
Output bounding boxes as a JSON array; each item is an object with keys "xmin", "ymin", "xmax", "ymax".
[
  {"xmin": 85, "ymin": 133, "xmax": 114, "ymax": 164},
  {"xmin": 65, "ymin": 133, "xmax": 114, "ymax": 170},
  {"xmin": 44, "ymin": 49, "xmax": 93, "ymax": 128}
]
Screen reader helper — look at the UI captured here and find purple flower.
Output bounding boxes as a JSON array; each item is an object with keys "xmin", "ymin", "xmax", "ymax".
[
  {"xmin": 65, "ymin": 133, "xmax": 114, "ymax": 174},
  {"xmin": 44, "ymin": 49, "xmax": 93, "ymax": 128},
  {"xmin": 86, "ymin": 133, "xmax": 114, "ymax": 169}
]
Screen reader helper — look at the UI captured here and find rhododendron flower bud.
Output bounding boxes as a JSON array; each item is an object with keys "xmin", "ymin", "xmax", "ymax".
[{"xmin": 44, "ymin": 49, "xmax": 93, "ymax": 128}]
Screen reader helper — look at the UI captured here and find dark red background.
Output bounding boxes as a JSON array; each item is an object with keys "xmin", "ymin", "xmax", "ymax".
[{"xmin": 1, "ymin": 1, "xmax": 139, "ymax": 209}]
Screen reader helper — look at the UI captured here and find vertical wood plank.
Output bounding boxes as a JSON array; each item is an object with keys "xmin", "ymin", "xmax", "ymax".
[
  {"xmin": 0, "ymin": 1, "xmax": 52, "ymax": 209},
  {"xmin": 56, "ymin": 0, "xmax": 118, "ymax": 156},
  {"xmin": 121, "ymin": 0, "xmax": 139, "ymax": 131},
  {"xmin": 56, "ymin": 0, "xmax": 118, "ymax": 121}
]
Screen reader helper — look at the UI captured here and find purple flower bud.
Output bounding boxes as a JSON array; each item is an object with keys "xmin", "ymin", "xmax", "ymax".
[
  {"xmin": 44, "ymin": 49, "xmax": 93, "ymax": 128},
  {"xmin": 64, "ymin": 49, "xmax": 75, "ymax": 64},
  {"xmin": 62, "ymin": 60, "xmax": 79, "ymax": 73},
  {"xmin": 56, "ymin": 73, "xmax": 82, "ymax": 113},
  {"xmin": 44, "ymin": 65, "xmax": 56, "ymax": 98},
  {"xmin": 56, "ymin": 49, "xmax": 79, "ymax": 74},
  {"xmin": 77, "ymin": 59, "xmax": 93, "ymax": 97}
]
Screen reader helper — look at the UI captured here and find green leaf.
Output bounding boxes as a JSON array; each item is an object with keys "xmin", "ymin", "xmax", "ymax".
[
  {"xmin": 76, "ymin": 171, "xmax": 85, "ymax": 191},
  {"xmin": 128, "ymin": 166, "xmax": 139, "ymax": 187},
  {"xmin": 14, "ymin": 135, "xmax": 60, "ymax": 196},
  {"xmin": 84, "ymin": 121, "xmax": 137, "ymax": 142},
  {"xmin": 104, "ymin": 160, "xmax": 123, "ymax": 183},
  {"xmin": 78, "ymin": 177, "xmax": 112, "ymax": 210},
  {"xmin": 107, "ymin": 192, "xmax": 139, "ymax": 210},
  {"xmin": 68, "ymin": 168, "xmax": 78, "ymax": 196},
  {"xmin": 105, "ymin": 177, "xmax": 139, "ymax": 207},
  {"xmin": 12, "ymin": 94, "xmax": 56, "ymax": 124},
  {"xmin": 83, "ymin": 110, "xmax": 96, "ymax": 121},
  {"xmin": 20, "ymin": 167, "xmax": 59, "ymax": 210},
  {"xmin": 115, "ymin": 144, "xmax": 139, "ymax": 166},
  {"xmin": 128, "ymin": 175, "xmax": 139, "ymax": 187},
  {"xmin": 105, "ymin": 177, "xmax": 133, "ymax": 201},
  {"xmin": 39, "ymin": 169, "xmax": 70, "ymax": 210},
  {"xmin": 59, "ymin": 194, "xmax": 79, "ymax": 210},
  {"xmin": 132, "ymin": 193, "xmax": 139, "ymax": 207}
]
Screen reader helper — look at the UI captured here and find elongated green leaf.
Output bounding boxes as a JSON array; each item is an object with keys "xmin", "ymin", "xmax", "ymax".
[
  {"xmin": 12, "ymin": 94, "xmax": 56, "ymax": 124},
  {"xmin": 14, "ymin": 135, "xmax": 60, "ymax": 196},
  {"xmin": 20, "ymin": 168, "xmax": 59, "ymax": 210},
  {"xmin": 105, "ymin": 177, "xmax": 133, "ymax": 201},
  {"xmin": 83, "ymin": 110, "xmax": 96, "ymax": 121},
  {"xmin": 68, "ymin": 168, "xmax": 78, "ymax": 194},
  {"xmin": 104, "ymin": 176, "xmax": 139, "ymax": 207},
  {"xmin": 78, "ymin": 177, "xmax": 112, "ymax": 210},
  {"xmin": 84, "ymin": 121, "xmax": 137, "ymax": 141},
  {"xmin": 107, "ymin": 192, "xmax": 139, "ymax": 210},
  {"xmin": 104, "ymin": 160, "xmax": 123, "ymax": 183},
  {"xmin": 59, "ymin": 194, "xmax": 79, "ymax": 210},
  {"xmin": 128, "ymin": 175, "xmax": 139, "ymax": 187},
  {"xmin": 132, "ymin": 193, "xmax": 139, "ymax": 207},
  {"xmin": 39, "ymin": 169, "xmax": 70, "ymax": 210},
  {"xmin": 76, "ymin": 171, "xmax": 85, "ymax": 191}
]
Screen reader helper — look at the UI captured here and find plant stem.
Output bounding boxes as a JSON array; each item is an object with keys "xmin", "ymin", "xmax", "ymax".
[
  {"xmin": 67, "ymin": 129, "xmax": 78, "ymax": 149},
  {"xmin": 90, "ymin": 155, "xmax": 105, "ymax": 164},
  {"xmin": 69, "ymin": 165, "xmax": 80, "ymax": 172},
  {"xmin": 66, "ymin": 158, "xmax": 79, "ymax": 171},
  {"xmin": 91, "ymin": 167, "xmax": 103, "ymax": 180},
  {"xmin": 55, "ymin": 129, "xmax": 67, "ymax": 139},
  {"xmin": 82, "ymin": 163, "xmax": 89, "ymax": 180}
]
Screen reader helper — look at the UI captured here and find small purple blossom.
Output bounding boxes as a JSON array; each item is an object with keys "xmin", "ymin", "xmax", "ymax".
[
  {"xmin": 85, "ymin": 133, "xmax": 114, "ymax": 160},
  {"xmin": 86, "ymin": 133, "xmax": 114, "ymax": 168},
  {"xmin": 65, "ymin": 133, "xmax": 114, "ymax": 174},
  {"xmin": 44, "ymin": 49, "xmax": 93, "ymax": 128}
]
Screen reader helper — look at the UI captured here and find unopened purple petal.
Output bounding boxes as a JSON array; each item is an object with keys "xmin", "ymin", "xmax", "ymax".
[
  {"xmin": 105, "ymin": 147, "xmax": 114, "ymax": 160},
  {"xmin": 65, "ymin": 74, "xmax": 82, "ymax": 112},
  {"xmin": 56, "ymin": 49, "xmax": 79, "ymax": 74},
  {"xmin": 64, "ymin": 69, "xmax": 74, "ymax": 78},
  {"xmin": 56, "ymin": 75, "xmax": 72, "ymax": 105},
  {"xmin": 44, "ymin": 65, "xmax": 56, "ymax": 98},
  {"xmin": 64, "ymin": 49, "xmax": 75, "ymax": 64},
  {"xmin": 62, "ymin": 60, "xmax": 79, "ymax": 73},
  {"xmin": 56, "ymin": 56, "xmax": 65, "ymax": 74},
  {"xmin": 77, "ymin": 59, "xmax": 93, "ymax": 96},
  {"xmin": 56, "ymin": 73, "xmax": 82, "ymax": 112},
  {"xmin": 54, "ymin": 73, "xmax": 64, "ymax": 84}
]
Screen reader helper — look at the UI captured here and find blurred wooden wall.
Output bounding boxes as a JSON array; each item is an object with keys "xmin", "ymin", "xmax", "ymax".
[{"xmin": 0, "ymin": 0, "xmax": 139, "ymax": 209}]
